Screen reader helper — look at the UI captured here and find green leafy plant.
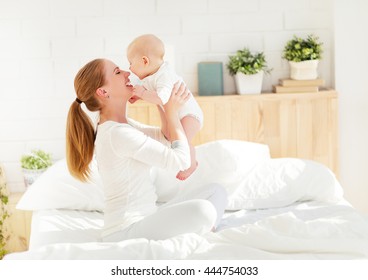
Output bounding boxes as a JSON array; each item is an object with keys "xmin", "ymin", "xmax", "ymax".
[
  {"xmin": 0, "ymin": 166, "xmax": 10, "ymax": 259},
  {"xmin": 21, "ymin": 149, "xmax": 53, "ymax": 170},
  {"xmin": 282, "ymin": 34, "xmax": 323, "ymax": 62},
  {"xmin": 227, "ymin": 48, "xmax": 271, "ymax": 76}
]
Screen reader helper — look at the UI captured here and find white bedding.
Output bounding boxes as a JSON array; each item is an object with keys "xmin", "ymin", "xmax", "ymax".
[
  {"xmin": 5, "ymin": 199, "xmax": 368, "ymax": 260},
  {"xmin": 5, "ymin": 140, "xmax": 368, "ymax": 260}
]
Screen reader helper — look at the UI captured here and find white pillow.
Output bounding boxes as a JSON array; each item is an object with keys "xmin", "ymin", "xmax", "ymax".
[
  {"xmin": 226, "ymin": 158, "xmax": 344, "ymax": 210},
  {"xmin": 16, "ymin": 158, "xmax": 104, "ymax": 211},
  {"xmin": 16, "ymin": 140, "xmax": 270, "ymax": 211},
  {"xmin": 153, "ymin": 140, "xmax": 271, "ymax": 202}
]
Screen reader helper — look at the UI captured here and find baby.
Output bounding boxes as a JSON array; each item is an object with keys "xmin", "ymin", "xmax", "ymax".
[{"xmin": 127, "ymin": 34, "xmax": 203, "ymax": 180}]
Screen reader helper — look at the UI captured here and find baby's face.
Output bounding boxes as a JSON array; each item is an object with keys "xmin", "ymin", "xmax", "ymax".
[{"xmin": 127, "ymin": 48, "xmax": 147, "ymax": 80}]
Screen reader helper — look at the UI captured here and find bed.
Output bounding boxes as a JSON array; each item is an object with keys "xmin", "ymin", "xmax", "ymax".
[{"xmin": 4, "ymin": 91, "xmax": 368, "ymax": 260}]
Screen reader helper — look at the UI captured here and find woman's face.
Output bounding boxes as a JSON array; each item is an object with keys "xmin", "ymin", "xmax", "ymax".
[{"xmin": 102, "ymin": 59, "xmax": 134, "ymax": 100}]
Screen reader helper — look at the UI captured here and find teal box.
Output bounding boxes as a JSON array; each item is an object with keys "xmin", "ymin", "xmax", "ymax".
[{"xmin": 198, "ymin": 62, "xmax": 224, "ymax": 96}]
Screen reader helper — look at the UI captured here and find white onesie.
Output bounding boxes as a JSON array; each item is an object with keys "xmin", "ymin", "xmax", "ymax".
[{"xmin": 142, "ymin": 62, "xmax": 204, "ymax": 127}]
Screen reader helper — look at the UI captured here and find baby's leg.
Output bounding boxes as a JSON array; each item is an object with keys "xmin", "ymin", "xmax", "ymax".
[
  {"xmin": 176, "ymin": 144, "xmax": 197, "ymax": 180},
  {"xmin": 176, "ymin": 115, "xmax": 201, "ymax": 180}
]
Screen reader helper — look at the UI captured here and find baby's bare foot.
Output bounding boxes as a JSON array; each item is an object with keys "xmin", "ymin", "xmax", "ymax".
[{"xmin": 176, "ymin": 161, "xmax": 198, "ymax": 181}]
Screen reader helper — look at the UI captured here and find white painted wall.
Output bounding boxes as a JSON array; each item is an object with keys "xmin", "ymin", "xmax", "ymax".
[
  {"xmin": 334, "ymin": 0, "xmax": 368, "ymax": 214},
  {"xmin": 0, "ymin": 1, "xmax": 340, "ymax": 199}
]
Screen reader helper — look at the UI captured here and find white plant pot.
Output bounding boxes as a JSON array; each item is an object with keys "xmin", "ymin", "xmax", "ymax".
[
  {"xmin": 235, "ymin": 71, "xmax": 264, "ymax": 94},
  {"xmin": 289, "ymin": 60, "xmax": 319, "ymax": 80},
  {"xmin": 22, "ymin": 168, "xmax": 46, "ymax": 188}
]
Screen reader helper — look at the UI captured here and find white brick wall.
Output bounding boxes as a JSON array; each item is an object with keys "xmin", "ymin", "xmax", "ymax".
[{"xmin": 0, "ymin": 0, "xmax": 334, "ymax": 192}]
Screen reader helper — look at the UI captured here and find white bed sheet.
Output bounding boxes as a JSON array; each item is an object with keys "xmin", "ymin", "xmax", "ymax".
[
  {"xmin": 7, "ymin": 199, "xmax": 368, "ymax": 260},
  {"xmin": 28, "ymin": 209, "xmax": 103, "ymax": 250}
]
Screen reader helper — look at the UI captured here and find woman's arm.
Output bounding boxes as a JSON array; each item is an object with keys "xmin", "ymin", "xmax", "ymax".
[
  {"xmin": 128, "ymin": 118, "xmax": 168, "ymax": 145},
  {"xmin": 130, "ymin": 82, "xmax": 189, "ymax": 143},
  {"xmin": 112, "ymin": 83, "xmax": 191, "ymax": 170},
  {"xmin": 112, "ymin": 125, "xmax": 190, "ymax": 172},
  {"xmin": 118, "ymin": 82, "xmax": 191, "ymax": 171},
  {"xmin": 163, "ymin": 82, "xmax": 190, "ymax": 143},
  {"xmin": 156, "ymin": 104, "xmax": 170, "ymax": 140}
]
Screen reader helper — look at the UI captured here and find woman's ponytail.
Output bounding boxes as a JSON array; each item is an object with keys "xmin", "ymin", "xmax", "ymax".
[
  {"xmin": 65, "ymin": 59, "xmax": 104, "ymax": 181},
  {"xmin": 66, "ymin": 101, "xmax": 95, "ymax": 181}
]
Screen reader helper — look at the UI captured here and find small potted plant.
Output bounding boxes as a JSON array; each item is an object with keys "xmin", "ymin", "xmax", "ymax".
[
  {"xmin": 282, "ymin": 34, "xmax": 323, "ymax": 80},
  {"xmin": 21, "ymin": 149, "xmax": 53, "ymax": 188},
  {"xmin": 227, "ymin": 48, "xmax": 270, "ymax": 94}
]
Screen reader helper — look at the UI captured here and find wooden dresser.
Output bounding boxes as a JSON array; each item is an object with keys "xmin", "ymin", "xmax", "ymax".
[{"xmin": 128, "ymin": 90, "xmax": 338, "ymax": 176}]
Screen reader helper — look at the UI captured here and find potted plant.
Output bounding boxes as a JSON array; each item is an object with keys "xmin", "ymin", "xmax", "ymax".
[
  {"xmin": 227, "ymin": 48, "xmax": 270, "ymax": 94},
  {"xmin": 0, "ymin": 164, "xmax": 10, "ymax": 259},
  {"xmin": 21, "ymin": 149, "xmax": 53, "ymax": 188},
  {"xmin": 282, "ymin": 34, "xmax": 323, "ymax": 80}
]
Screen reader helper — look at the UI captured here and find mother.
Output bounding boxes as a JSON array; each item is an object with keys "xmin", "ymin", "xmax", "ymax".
[{"xmin": 65, "ymin": 58, "xmax": 227, "ymax": 242}]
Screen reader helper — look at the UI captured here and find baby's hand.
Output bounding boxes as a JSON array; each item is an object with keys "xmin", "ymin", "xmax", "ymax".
[
  {"xmin": 133, "ymin": 85, "xmax": 146, "ymax": 98},
  {"xmin": 133, "ymin": 86, "xmax": 163, "ymax": 105}
]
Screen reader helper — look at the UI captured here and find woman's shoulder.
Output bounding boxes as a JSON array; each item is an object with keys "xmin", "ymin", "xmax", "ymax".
[
  {"xmin": 97, "ymin": 120, "xmax": 139, "ymax": 138},
  {"xmin": 97, "ymin": 120, "xmax": 146, "ymax": 146},
  {"xmin": 98, "ymin": 120, "xmax": 131, "ymax": 129},
  {"xmin": 127, "ymin": 118, "xmax": 150, "ymax": 129},
  {"xmin": 96, "ymin": 121, "xmax": 147, "ymax": 156},
  {"xmin": 98, "ymin": 119, "xmax": 158, "ymax": 135}
]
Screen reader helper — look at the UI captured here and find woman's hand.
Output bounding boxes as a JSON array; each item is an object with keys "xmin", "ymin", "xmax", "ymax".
[
  {"xmin": 163, "ymin": 82, "xmax": 191, "ymax": 117},
  {"xmin": 162, "ymin": 82, "xmax": 191, "ymax": 143}
]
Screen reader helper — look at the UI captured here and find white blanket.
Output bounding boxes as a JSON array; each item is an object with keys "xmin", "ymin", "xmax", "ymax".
[
  {"xmin": 5, "ymin": 201, "xmax": 368, "ymax": 260},
  {"xmin": 6, "ymin": 147, "xmax": 367, "ymax": 260}
]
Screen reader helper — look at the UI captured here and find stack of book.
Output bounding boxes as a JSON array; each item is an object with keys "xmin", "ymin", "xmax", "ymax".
[
  {"xmin": 198, "ymin": 62, "xmax": 224, "ymax": 96},
  {"xmin": 273, "ymin": 78, "xmax": 325, "ymax": 93}
]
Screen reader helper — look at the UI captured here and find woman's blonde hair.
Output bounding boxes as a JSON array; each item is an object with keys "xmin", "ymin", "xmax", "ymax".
[{"xmin": 66, "ymin": 59, "xmax": 105, "ymax": 181}]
